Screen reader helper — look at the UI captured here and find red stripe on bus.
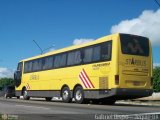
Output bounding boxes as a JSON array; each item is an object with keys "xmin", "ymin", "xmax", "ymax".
[
  {"xmin": 81, "ymin": 71, "xmax": 91, "ymax": 88},
  {"xmin": 79, "ymin": 75, "xmax": 87, "ymax": 88},
  {"xmin": 82, "ymin": 69, "xmax": 95, "ymax": 88}
]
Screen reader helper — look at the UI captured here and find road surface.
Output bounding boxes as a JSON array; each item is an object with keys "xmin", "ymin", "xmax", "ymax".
[{"xmin": 0, "ymin": 97, "xmax": 160, "ymax": 120}]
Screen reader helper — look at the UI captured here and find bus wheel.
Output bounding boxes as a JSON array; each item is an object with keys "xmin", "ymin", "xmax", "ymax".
[
  {"xmin": 61, "ymin": 87, "xmax": 72, "ymax": 103},
  {"xmin": 45, "ymin": 97, "xmax": 52, "ymax": 101},
  {"xmin": 23, "ymin": 88, "xmax": 30, "ymax": 100},
  {"xmin": 74, "ymin": 86, "xmax": 85, "ymax": 104},
  {"xmin": 17, "ymin": 96, "xmax": 20, "ymax": 99}
]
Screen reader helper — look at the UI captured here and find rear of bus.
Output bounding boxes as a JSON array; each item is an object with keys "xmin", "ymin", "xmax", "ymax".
[{"xmin": 115, "ymin": 33, "xmax": 153, "ymax": 99}]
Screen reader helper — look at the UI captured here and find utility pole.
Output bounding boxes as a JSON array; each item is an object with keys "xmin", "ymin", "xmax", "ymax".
[
  {"xmin": 33, "ymin": 40, "xmax": 43, "ymax": 54},
  {"xmin": 33, "ymin": 40, "xmax": 55, "ymax": 54}
]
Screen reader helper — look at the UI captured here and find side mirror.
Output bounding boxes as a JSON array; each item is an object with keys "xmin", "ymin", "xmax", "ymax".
[
  {"xmin": 14, "ymin": 70, "xmax": 21, "ymax": 80},
  {"xmin": 16, "ymin": 70, "xmax": 21, "ymax": 73},
  {"xmin": 14, "ymin": 70, "xmax": 22, "ymax": 87},
  {"xmin": 14, "ymin": 70, "xmax": 17, "ymax": 78}
]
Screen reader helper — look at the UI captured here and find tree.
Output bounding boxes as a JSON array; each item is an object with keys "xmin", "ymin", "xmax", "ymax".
[
  {"xmin": 153, "ymin": 66, "xmax": 160, "ymax": 92},
  {"xmin": 0, "ymin": 78, "xmax": 15, "ymax": 90}
]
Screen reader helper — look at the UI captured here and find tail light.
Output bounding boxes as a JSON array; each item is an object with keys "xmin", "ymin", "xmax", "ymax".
[{"xmin": 115, "ymin": 75, "xmax": 119, "ymax": 85}]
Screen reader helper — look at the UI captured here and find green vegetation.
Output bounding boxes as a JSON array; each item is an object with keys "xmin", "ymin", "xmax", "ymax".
[
  {"xmin": 153, "ymin": 66, "xmax": 160, "ymax": 92},
  {"xmin": 0, "ymin": 78, "xmax": 15, "ymax": 90}
]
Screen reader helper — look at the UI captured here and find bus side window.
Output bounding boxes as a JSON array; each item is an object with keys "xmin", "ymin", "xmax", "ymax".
[
  {"xmin": 54, "ymin": 53, "xmax": 67, "ymax": 68},
  {"xmin": 82, "ymin": 45, "xmax": 101, "ymax": 63},
  {"xmin": 38, "ymin": 59, "xmax": 43, "ymax": 71},
  {"xmin": 24, "ymin": 62, "xmax": 29, "ymax": 73},
  {"xmin": 83, "ymin": 47, "xmax": 93, "ymax": 63},
  {"xmin": 74, "ymin": 50, "xmax": 82, "ymax": 64},
  {"xmin": 101, "ymin": 41, "xmax": 112, "ymax": 61},
  {"xmin": 42, "ymin": 56, "xmax": 54, "ymax": 70},
  {"xmin": 54, "ymin": 55, "xmax": 61, "ymax": 68},
  {"xmin": 28, "ymin": 61, "xmax": 33, "ymax": 72},
  {"xmin": 92, "ymin": 46, "xmax": 100, "ymax": 62},
  {"xmin": 60, "ymin": 53, "xmax": 67, "ymax": 67},
  {"xmin": 67, "ymin": 50, "xmax": 82, "ymax": 66},
  {"xmin": 32, "ymin": 60, "xmax": 39, "ymax": 72},
  {"xmin": 24, "ymin": 61, "xmax": 33, "ymax": 73},
  {"xmin": 67, "ymin": 51, "xmax": 75, "ymax": 66}
]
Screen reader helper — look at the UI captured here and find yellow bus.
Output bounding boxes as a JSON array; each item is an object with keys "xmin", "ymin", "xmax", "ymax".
[{"xmin": 14, "ymin": 33, "xmax": 153, "ymax": 104}]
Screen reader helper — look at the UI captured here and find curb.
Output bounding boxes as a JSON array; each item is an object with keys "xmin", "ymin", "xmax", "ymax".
[{"xmin": 116, "ymin": 101, "xmax": 160, "ymax": 107}]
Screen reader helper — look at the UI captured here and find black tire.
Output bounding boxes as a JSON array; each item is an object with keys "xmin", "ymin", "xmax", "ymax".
[
  {"xmin": 61, "ymin": 87, "xmax": 72, "ymax": 103},
  {"xmin": 45, "ymin": 97, "xmax": 52, "ymax": 101},
  {"xmin": 74, "ymin": 86, "xmax": 85, "ymax": 104},
  {"xmin": 23, "ymin": 88, "xmax": 30, "ymax": 100},
  {"xmin": 17, "ymin": 96, "xmax": 20, "ymax": 99}
]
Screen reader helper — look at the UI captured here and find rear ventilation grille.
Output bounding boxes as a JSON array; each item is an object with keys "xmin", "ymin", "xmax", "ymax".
[{"xmin": 99, "ymin": 77, "xmax": 108, "ymax": 89}]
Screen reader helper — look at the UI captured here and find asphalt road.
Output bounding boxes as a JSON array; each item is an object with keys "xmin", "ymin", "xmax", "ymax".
[{"xmin": 0, "ymin": 97, "xmax": 160, "ymax": 120}]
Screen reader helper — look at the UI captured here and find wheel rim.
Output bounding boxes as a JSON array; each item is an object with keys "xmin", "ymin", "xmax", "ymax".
[
  {"xmin": 63, "ymin": 90, "xmax": 69, "ymax": 100},
  {"xmin": 75, "ymin": 90, "xmax": 82, "ymax": 101},
  {"xmin": 24, "ymin": 90, "xmax": 27, "ymax": 98},
  {"xmin": 5, "ymin": 94, "xmax": 7, "ymax": 98}
]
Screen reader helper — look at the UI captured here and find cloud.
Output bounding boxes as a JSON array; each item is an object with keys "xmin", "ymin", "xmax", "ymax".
[
  {"xmin": 0, "ymin": 68, "xmax": 14, "ymax": 78},
  {"xmin": 48, "ymin": 48, "xmax": 56, "ymax": 52},
  {"xmin": 153, "ymin": 63, "xmax": 160, "ymax": 68},
  {"xmin": 73, "ymin": 38, "xmax": 94, "ymax": 45},
  {"xmin": 110, "ymin": 9, "xmax": 160, "ymax": 46}
]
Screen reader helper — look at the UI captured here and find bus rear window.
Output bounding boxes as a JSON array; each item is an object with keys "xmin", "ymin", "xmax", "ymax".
[{"xmin": 120, "ymin": 34, "xmax": 149, "ymax": 56}]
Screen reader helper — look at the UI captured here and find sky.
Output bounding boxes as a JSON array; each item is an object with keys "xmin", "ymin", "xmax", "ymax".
[{"xmin": 0, "ymin": 0, "xmax": 160, "ymax": 78}]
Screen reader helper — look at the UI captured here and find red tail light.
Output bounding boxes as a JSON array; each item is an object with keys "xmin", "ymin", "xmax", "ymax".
[{"xmin": 115, "ymin": 75, "xmax": 119, "ymax": 85}]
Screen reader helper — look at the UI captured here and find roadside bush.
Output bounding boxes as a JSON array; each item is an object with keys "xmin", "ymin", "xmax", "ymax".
[
  {"xmin": 153, "ymin": 66, "xmax": 160, "ymax": 92},
  {"xmin": 0, "ymin": 78, "xmax": 15, "ymax": 89}
]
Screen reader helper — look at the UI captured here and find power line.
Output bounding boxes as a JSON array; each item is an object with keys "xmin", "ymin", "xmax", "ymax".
[
  {"xmin": 42, "ymin": 45, "xmax": 55, "ymax": 52},
  {"xmin": 33, "ymin": 40, "xmax": 55, "ymax": 54},
  {"xmin": 155, "ymin": 0, "xmax": 160, "ymax": 7}
]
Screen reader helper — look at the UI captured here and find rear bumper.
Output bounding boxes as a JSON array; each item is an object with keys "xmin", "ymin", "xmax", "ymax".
[
  {"xmin": 110, "ymin": 88, "xmax": 153, "ymax": 99},
  {"xmin": 84, "ymin": 88, "xmax": 153, "ymax": 100}
]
